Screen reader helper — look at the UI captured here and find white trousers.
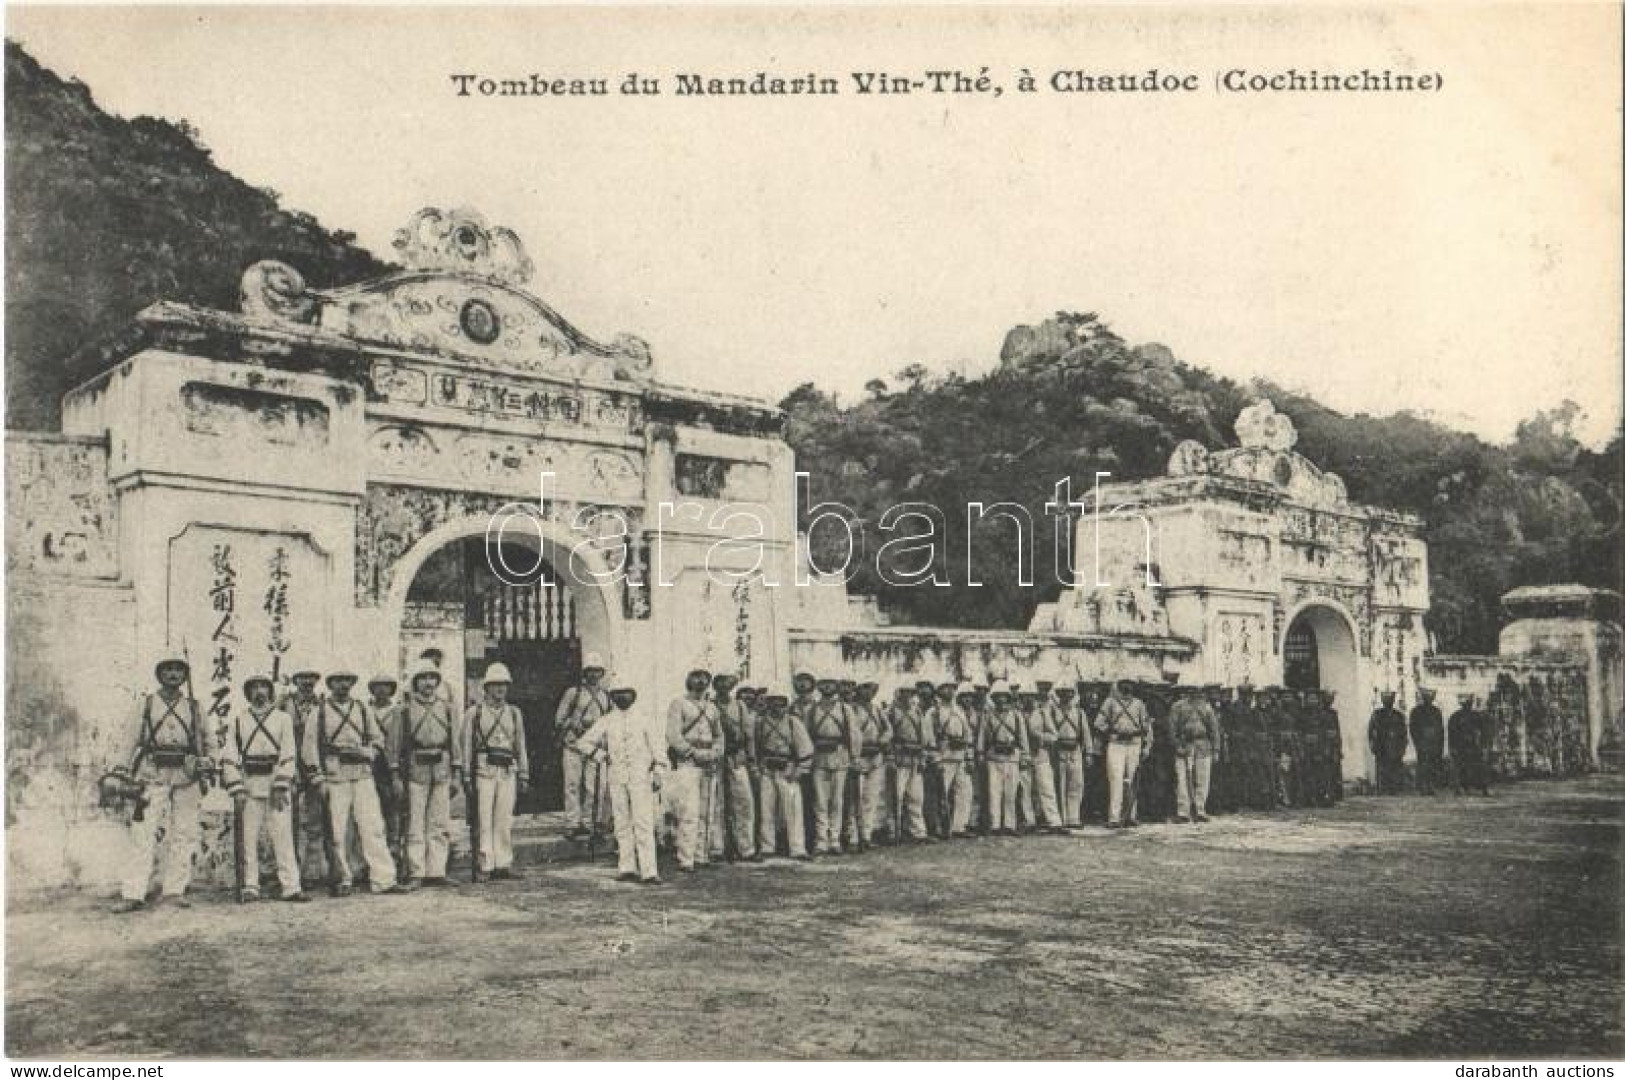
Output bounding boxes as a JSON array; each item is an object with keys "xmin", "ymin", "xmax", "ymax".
[
  {"xmin": 1021, "ymin": 754, "xmax": 1061, "ymax": 826},
  {"xmin": 122, "ymin": 781, "xmax": 199, "ymax": 901},
  {"xmin": 844, "ymin": 757, "xmax": 885, "ymax": 845},
  {"xmin": 1174, "ymin": 753, "xmax": 1214, "ymax": 819},
  {"xmin": 238, "ymin": 794, "xmax": 299, "ymax": 897},
  {"xmin": 721, "ymin": 761, "xmax": 756, "ymax": 857},
  {"xmin": 475, "ymin": 769, "xmax": 517, "ymax": 871},
  {"xmin": 405, "ymin": 778, "xmax": 452, "ymax": 880},
  {"xmin": 757, "ymin": 768, "xmax": 807, "ymax": 857},
  {"xmin": 939, "ymin": 760, "xmax": 973, "ymax": 835},
  {"xmin": 893, "ymin": 759, "xmax": 928, "ymax": 839},
  {"xmin": 812, "ymin": 767, "xmax": 847, "ymax": 852},
  {"xmin": 608, "ymin": 775, "xmax": 659, "ymax": 880},
  {"xmin": 1055, "ymin": 749, "xmax": 1086, "ymax": 826},
  {"xmin": 671, "ymin": 764, "xmax": 717, "ymax": 868},
  {"xmin": 987, "ymin": 759, "xmax": 1020, "ymax": 831},
  {"xmin": 326, "ymin": 779, "xmax": 396, "ymax": 888},
  {"xmin": 1105, "ymin": 740, "xmax": 1143, "ymax": 825}
]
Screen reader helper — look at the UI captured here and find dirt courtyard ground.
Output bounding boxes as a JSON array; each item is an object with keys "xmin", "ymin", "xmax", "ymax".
[{"xmin": 7, "ymin": 776, "xmax": 1621, "ymax": 1060}]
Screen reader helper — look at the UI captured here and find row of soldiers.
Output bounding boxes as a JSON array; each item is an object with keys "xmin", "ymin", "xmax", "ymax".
[
  {"xmin": 556, "ymin": 666, "xmax": 1352, "ymax": 883},
  {"xmin": 103, "ymin": 651, "xmax": 531, "ymax": 910},
  {"xmin": 105, "ymin": 650, "xmax": 1362, "ymax": 904},
  {"xmin": 1366, "ymin": 688, "xmax": 1496, "ymax": 796}
]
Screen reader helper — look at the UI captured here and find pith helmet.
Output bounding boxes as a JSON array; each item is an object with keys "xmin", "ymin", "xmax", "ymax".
[
  {"xmin": 482, "ymin": 662, "xmax": 514, "ymax": 686},
  {"xmin": 154, "ymin": 656, "xmax": 189, "ymax": 680},
  {"xmin": 242, "ymin": 673, "xmax": 274, "ymax": 696},
  {"xmin": 290, "ymin": 662, "xmax": 321, "ymax": 680},
  {"xmin": 325, "ymin": 668, "xmax": 358, "ymax": 685},
  {"xmin": 368, "ymin": 673, "xmax": 398, "ymax": 690},
  {"xmin": 409, "ymin": 661, "xmax": 442, "ymax": 685},
  {"xmin": 956, "ymin": 681, "xmax": 975, "ymax": 697},
  {"xmin": 582, "ymin": 652, "xmax": 607, "ymax": 672},
  {"xmin": 990, "ymin": 680, "xmax": 1012, "ymax": 698}
]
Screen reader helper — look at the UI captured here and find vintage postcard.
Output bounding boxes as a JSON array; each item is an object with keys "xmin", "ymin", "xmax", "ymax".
[{"xmin": 3, "ymin": 3, "xmax": 1621, "ymax": 1066}]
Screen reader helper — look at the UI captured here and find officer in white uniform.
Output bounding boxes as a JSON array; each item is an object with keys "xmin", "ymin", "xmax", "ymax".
[{"xmin": 578, "ymin": 684, "xmax": 667, "ymax": 884}]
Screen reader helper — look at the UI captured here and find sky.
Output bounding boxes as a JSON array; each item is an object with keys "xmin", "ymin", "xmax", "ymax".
[{"xmin": 7, "ymin": 4, "xmax": 1622, "ymax": 446}]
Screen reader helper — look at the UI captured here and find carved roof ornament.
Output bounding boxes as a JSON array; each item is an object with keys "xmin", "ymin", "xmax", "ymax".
[
  {"xmin": 1235, "ymin": 398, "xmax": 1297, "ymax": 452},
  {"xmin": 392, "ymin": 206, "xmax": 535, "ymax": 287}
]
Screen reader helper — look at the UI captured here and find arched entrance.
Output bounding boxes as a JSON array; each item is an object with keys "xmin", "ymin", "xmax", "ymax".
[
  {"xmin": 1282, "ymin": 602, "xmax": 1363, "ymax": 782},
  {"xmin": 388, "ymin": 519, "xmax": 618, "ymax": 812}
]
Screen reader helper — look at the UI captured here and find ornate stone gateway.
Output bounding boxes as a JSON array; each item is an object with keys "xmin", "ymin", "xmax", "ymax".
[
  {"xmin": 5, "ymin": 209, "xmax": 1615, "ymax": 892},
  {"xmin": 56, "ymin": 207, "xmax": 799, "ymax": 741}
]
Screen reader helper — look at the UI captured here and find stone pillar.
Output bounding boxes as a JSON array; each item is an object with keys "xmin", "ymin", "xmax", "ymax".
[{"xmin": 1499, "ymin": 586, "xmax": 1623, "ymax": 768}]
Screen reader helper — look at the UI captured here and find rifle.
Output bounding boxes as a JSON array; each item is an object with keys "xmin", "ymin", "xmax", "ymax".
[
  {"xmin": 1050, "ymin": 742, "xmax": 1065, "ymax": 826},
  {"xmin": 699, "ymin": 757, "xmax": 716, "ymax": 863},
  {"xmin": 891, "ymin": 755, "xmax": 905, "ymax": 845},
  {"xmin": 465, "ymin": 772, "xmax": 482, "ymax": 881},
  {"xmin": 178, "ymin": 643, "xmax": 215, "ymax": 796},
  {"xmin": 586, "ymin": 760, "xmax": 604, "ymax": 863},
  {"xmin": 721, "ymin": 755, "xmax": 737, "ymax": 862},
  {"xmin": 232, "ymin": 786, "xmax": 247, "ymax": 898}
]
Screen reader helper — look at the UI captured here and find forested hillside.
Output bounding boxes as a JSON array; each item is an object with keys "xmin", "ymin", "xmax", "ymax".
[
  {"xmin": 6, "ymin": 41, "xmax": 1619, "ymax": 653},
  {"xmin": 3, "ymin": 40, "xmax": 389, "ymax": 430},
  {"xmin": 786, "ymin": 312, "xmax": 1621, "ymax": 653}
]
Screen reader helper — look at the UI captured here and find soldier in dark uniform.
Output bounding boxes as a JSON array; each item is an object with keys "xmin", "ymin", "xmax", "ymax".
[
  {"xmin": 1294, "ymin": 689, "xmax": 1324, "ymax": 807},
  {"xmin": 1368, "ymin": 690, "xmax": 1409, "ymax": 795},
  {"xmin": 1079, "ymin": 682, "xmax": 1110, "ymax": 823},
  {"xmin": 1449, "ymin": 692, "xmax": 1493, "ymax": 796},
  {"xmin": 1251, "ymin": 688, "xmax": 1277, "ymax": 808},
  {"xmin": 1211, "ymin": 687, "xmax": 1240, "ymax": 813},
  {"xmin": 1260, "ymin": 688, "xmax": 1296, "ymax": 809},
  {"xmin": 1408, "ymin": 688, "xmax": 1445, "ymax": 796},
  {"xmin": 1137, "ymin": 679, "xmax": 1178, "ymax": 823},
  {"xmin": 1219, "ymin": 686, "xmax": 1254, "ymax": 810},
  {"xmin": 1320, "ymin": 689, "xmax": 1345, "ymax": 804}
]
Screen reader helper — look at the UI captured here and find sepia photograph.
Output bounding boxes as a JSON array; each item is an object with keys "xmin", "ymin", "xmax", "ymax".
[{"xmin": 2, "ymin": 2, "xmax": 1621, "ymax": 1065}]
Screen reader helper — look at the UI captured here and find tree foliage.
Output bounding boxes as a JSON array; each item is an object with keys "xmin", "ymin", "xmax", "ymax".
[
  {"xmin": 4, "ymin": 43, "xmax": 1618, "ymax": 655},
  {"xmin": 785, "ymin": 313, "xmax": 1622, "ymax": 653},
  {"xmin": 3, "ymin": 40, "xmax": 390, "ymax": 429}
]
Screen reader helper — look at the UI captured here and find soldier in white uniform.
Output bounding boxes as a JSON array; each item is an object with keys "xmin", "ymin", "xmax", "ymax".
[
  {"xmin": 888, "ymin": 684, "xmax": 935, "ymax": 844},
  {"xmin": 578, "ymin": 685, "xmax": 667, "ymax": 884},
  {"xmin": 367, "ymin": 673, "xmax": 403, "ymax": 860},
  {"xmin": 1052, "ymin": 684, "xmax": 1093, "ymax": 828},
  {"xmin": 665, "ymin": 669, "xmax": 721, "ymax": 872},
  {"xmin": 396, "ymin": 661, "xmax": 464, "ymax": 888},
  {"xmin": 464, "ymin": 662, "xmax": 529, "ymax": 882},
  {"xmin": 112, "ymin": 656, "xmax": 212, "ymax": 913},
  {"xmin": 931, "ymin": 682, "xmax": 977, "ymax": 839},
  {"xmin": 1094, "ymin": 679, "xmax": 1151, "ymax": 828},
  {"xmin": 280, "ymin": 663, "xmax": 330, "ymax": 889},
  {"xmin": 982, "ymin": 682, "xmax": 1029, "ymax": 835},
  {"xmin": 753, "ymin": 693, "xmax": 813, "ymax": 860},
  {"xmin": 845, "ymin": 682, "xmax": 891, "ymax": 851},
  {"xmin": 806, "ymin": 678, "xmax": 859, "ymax": 855},
  {"xmin": 713, "ymin": 675, "xmax": 760, "ymax": 862},
  {"xmin": 222, "ymin": 673, "xmax": 305, "ymax": 903},
  {"xmin": 556, "ymin": 652, "xmax": 611, "ymax": 838},
  {"xmin": 304, "ymin": 668, "xmax": 398, "ymax": 896}
]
